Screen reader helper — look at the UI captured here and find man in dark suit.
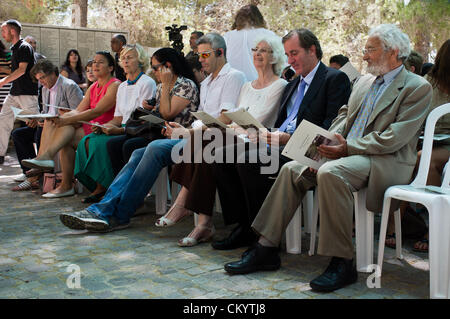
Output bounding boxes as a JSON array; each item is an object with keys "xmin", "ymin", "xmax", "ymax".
[{"xmin": 211, "ymin": 28, "xmax": 351, "ymax": 250}]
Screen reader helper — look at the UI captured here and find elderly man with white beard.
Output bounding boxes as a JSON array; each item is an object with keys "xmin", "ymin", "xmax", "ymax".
[{"xmin": 222, "ymin": 24, "xmax": 433, "ymax": 293}]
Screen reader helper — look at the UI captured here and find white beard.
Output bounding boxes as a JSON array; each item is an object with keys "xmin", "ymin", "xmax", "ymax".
[{"xmin": 366, "ymin": 59, "xmax": 390, "ymax": 76}]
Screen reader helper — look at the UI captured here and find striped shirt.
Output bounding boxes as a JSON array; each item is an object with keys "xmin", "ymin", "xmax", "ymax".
[{"xmin": 0, "ymin": 51, "xmax": 12, "ymax": 108}]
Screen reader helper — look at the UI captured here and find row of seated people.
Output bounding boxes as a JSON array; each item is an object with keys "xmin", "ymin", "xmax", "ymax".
[{"xmin": 15, "ymin": 25, "xmax": 450, "ymax": 294}]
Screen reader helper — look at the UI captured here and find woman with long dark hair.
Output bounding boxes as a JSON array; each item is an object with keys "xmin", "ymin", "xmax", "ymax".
[
  {"xmin": 223, "ymin": 4, "xmax": 278, "ymax": 81},
  {"xmin": 104, "ymin": 47, "xmax": 200, "ymax": 174},
  {"xmin": 61, "ymin": 49, "xmax": 87, "ymax": 90}
]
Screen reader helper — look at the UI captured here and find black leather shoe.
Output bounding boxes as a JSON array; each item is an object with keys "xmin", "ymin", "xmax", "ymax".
[
  {"xmin": 224, "ymin": 243, "xmax": 280, "ymax": 275},
  {"xmin": 212, "ymin": 225, "xmax": 256, "ymax": 250},
  {"xmin": 309, "ymin": 257, "xmax": 357, "ymax": 292}
]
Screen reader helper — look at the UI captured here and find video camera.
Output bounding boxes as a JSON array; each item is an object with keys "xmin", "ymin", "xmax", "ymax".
[{"xmin": 165, "ymin": 24, "xmax": 187, "ymax": 55}]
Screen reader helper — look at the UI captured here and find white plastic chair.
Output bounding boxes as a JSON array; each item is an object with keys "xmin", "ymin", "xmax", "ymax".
[
  {"xmin": 152, "ymin": 167, "xmax": 169, "ymax": 215},
  {"xmin": 307, "ymin": 188, "xmax": 376, "ymax": 273},
  {"xmin": 377, "ymin": 103, "xmax": 450, "ymax": 299},
  {"xmin": 285, "ymin": 190, "xmax": 315, "ymax": 254}
]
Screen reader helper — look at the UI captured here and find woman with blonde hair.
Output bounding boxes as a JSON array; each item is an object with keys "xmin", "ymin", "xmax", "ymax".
[{"xmin": 74, "ymin": 44, "xmax": 157, "ymax": 203}]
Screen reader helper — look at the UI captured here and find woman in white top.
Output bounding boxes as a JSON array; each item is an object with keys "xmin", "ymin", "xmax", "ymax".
[
  {"xmin": 223, "ymin": 4, "xmax": 278, "ymax": 82},
  {"xmin": 158, "ymin": 35, "xmax": 287, "ymax": 247},
  {"xmin": 73, "ymin": 44, "xmax": 156, "ymax": 203}
]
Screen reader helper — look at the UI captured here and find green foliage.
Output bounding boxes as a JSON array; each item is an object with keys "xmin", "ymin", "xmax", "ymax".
[{"xmin": 3, "ymin": 0, "xmax": 449, "ymax": 67}]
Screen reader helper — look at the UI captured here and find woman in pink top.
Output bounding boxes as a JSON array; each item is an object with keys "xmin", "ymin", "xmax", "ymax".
[{"xmin": 22, "ymin": 51, "xmax": 120, "ymax": 198}]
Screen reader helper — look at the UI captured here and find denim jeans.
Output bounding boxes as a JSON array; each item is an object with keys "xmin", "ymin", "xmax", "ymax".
[{"xmin": 88, "ymin": 138, "xmax": 186, "ymax": 224}]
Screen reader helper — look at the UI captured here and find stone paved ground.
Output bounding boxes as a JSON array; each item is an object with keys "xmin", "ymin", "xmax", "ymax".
[{"xmin": 0, "ymin": 150, "xmax": 431, "ymax": 299}]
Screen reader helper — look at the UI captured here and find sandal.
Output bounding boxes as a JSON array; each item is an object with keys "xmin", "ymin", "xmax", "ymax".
[
  {"xmin": 12, "ymin": 180, "xmax": 39, "ymax": 191},
  {"xmin": 178, "ymin": 224, "xmax": 216, "ymax": 247},
  {"xmin": 385, "ymin": 233, "xmax": 396, "ymax": 249},
  {"xmin": 82, "ymin": 191, "xmax": 106, "ymax": 204},
  {"xmin": 25, "ymin": 167, "xmax": 51, "ymax": 177},
  {"xmin": 413, "ymin": 238, "xmax": 429, "ymax": 253},
  {"xmin": 155, "ymin": 203, "xmax": 192, "ymax": 227}
]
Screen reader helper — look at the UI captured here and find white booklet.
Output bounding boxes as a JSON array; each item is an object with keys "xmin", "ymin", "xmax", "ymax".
[
  {"xmin": 223, "ymin": 108, "xmax": 266, "ymax": 130},
  {"xmin": 11, "ymin": 106, "xmax": 58, "ymax": 121},
  {"xmin": 340, "ymin": 62, "xmax": 361, "ymax": 83},
  {"xmin": 78, "ymin": 121, "xmax": 108, "ymax": 129},
  {"xmin": 282, "ymin": 120, "xmax": 339, "ymax": 170},
  {"xmin": 191, "ymin": 111, "xmax": 228, "ymax": 129}
]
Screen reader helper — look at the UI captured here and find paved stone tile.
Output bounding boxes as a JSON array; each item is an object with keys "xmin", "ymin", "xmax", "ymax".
[{"xmin": 0, "ymin": 151, "xmax": 433, "ymax": 299}]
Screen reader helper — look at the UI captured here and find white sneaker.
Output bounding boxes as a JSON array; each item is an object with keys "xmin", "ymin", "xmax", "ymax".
[{"xmin": 14, "ymin": 173, "xmax": 27, "ymax": 182}]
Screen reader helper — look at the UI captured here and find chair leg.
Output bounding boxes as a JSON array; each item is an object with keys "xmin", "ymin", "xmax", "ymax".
[
  {"xmin": 354, "ymin": 189, "xmax": 374, "ymax": 273},
  {"xmin": 376, "ymin": 196, "xmax": 393, "ymax": 275},
  {"xmin": 428, "ymin": 204, "xmax": 450, "ymax": 299},
  {"xmin": 303, "ymin": 190, "xmax": 314, "ymax": 234},
  {"xmin": 308, "ymin": 191, "xmax": 319, "ymax": 256},
  {"xmin": 394, "ymin": 208, "xmax": 403, "ymax": 260},
  {"xmin": 286, "ymin": 206, "xmax": 302, "ymax": 254},
  {"xmin": 154, "ymin": 167, "xmax": 168, "ymax": 215}
]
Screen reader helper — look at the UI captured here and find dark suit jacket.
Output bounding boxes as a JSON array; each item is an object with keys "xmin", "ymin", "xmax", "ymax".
[{"xmin": 274, "ymin": 61, "xmax": 351, "ymax": 131}]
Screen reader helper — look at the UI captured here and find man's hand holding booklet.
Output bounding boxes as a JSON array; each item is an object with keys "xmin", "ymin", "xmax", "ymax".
[{"xmin": 282, "ymin": 120, "xmax": 340, "ymax": 170}]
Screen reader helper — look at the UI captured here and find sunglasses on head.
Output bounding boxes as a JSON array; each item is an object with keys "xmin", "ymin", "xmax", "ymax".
[{"xmin": 151, "ymin": 62, "xmax": 165, "ymax": 71}]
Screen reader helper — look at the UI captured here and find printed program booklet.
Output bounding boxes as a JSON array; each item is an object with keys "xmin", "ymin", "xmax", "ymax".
[
  {"xmin": 223, "ymin": 108, "xmax": 265, "ymax": 130},
  {"xmin": 191, "ymin": 111, "xmax": 228, "ymax": 129},
  {"xmin": 11, "ymin": 106, "xmax": 58, "ymax": 121},
  {"xmin": 282, "ymin": 120, "xmax": 338, "ymax": 170}
]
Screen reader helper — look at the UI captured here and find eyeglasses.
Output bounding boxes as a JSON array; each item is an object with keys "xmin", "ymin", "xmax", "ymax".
[
  {"xmin": 151, "ymin": 62, "xmax": 164, "ymax": 71},
  {"xmin": 119, "ymin": 55, "xmax": 136, "ymax": 62},
  {"xmin": 251, "ymin": 47, "xmax": 273, "ymax": 54},
  {"xmin": 362, "ymin": 47, "xmax": 378, "ymax": 55},
  {"xmin": 196, "ymin": 51, "xmax": 214, "ymax": 59}
]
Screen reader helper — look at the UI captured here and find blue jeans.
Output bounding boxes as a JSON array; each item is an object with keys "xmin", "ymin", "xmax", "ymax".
[{"xmin": 88, "ymin": 139, "xmax": 186, "ymax": 224}]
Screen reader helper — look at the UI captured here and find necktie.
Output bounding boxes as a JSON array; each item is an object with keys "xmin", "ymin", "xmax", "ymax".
[
  {"xmin": 279, "ymin": 79, "xmax": 307, "ymax": 132},
  {"xmin": 347, "ymin": 76, "xmax": 384, "ymax": 140}
]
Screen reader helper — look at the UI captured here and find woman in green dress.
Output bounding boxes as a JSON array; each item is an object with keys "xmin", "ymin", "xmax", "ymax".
[{"xmin": 74, "ymin": 44, "xmax": 156, "ymax": 203}]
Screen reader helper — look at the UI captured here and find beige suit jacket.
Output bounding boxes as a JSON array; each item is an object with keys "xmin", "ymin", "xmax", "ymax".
[{"xmin": 329, "ymin": 68, "xmax": 433, "ymax": 212}]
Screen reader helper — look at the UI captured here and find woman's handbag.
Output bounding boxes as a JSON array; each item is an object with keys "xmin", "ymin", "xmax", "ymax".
[
  {"xmin": 42, "ymin": 172, "xmax": 83, "ymax": 194},
  {"xmin": 124, "ymin": 101, "xmax": 164, "ymax": 139}
]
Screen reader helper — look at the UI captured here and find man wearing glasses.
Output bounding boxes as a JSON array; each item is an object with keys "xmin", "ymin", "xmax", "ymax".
[
  {"xmin": 191, "ymin": 32, "xmax": 246, "ymax": 129},
  {"xmin": 224, "ymin": 24, "xmax": 433, "ymax": 293}
]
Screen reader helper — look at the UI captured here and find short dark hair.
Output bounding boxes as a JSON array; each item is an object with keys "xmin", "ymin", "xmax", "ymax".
[
  {"xmin": 113, "ymin": 34, "xmax": 127, "ymax": 45},
  {"xmin": 329, "ymin": 54, "xmax": 349, "ymax": 67},
  {"xmin": 3, "ymin": 19, "xmax": 21, "ymax": 34},
  {"xmin": 404, "ymin": 50, "xmax": 423, "ymax": 75},
  {"xmin": 282, "ymin": 29, "xmax": 323, "ymax": 60},
  {"xmin": 191, "ymin": 31, "xmax": 204, "ymax": 39},
  {"xmin": 421, "ymin": 62, "xmax": 434, "ymax": 77},
  {"xmin": 30, "ymin": 59, "xmax": 59, "ymax": 81}
]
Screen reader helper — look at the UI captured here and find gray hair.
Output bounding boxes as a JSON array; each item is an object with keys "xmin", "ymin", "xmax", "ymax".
[
  {"xmin": 24, "ymin": 35, "xmax": 36, "ymax": 42},
  {"xmin": 197, "ymin": 33, "xmax": 227, "ymax": 57},
  {"xmin": 368, "ymin": 24, "xmax": 411, "ymax": 61},
  {"xmin": 253, "ymin": 35, "xmax": 286, "ymax": 76}
]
